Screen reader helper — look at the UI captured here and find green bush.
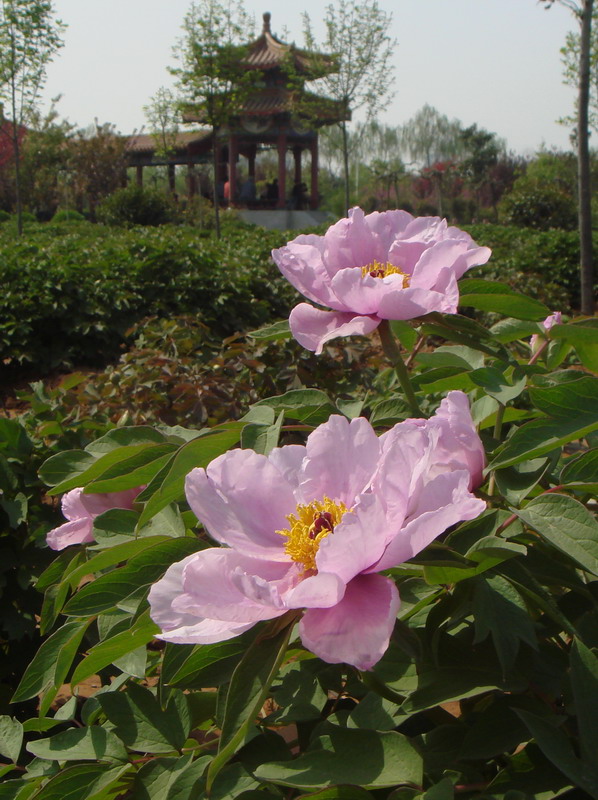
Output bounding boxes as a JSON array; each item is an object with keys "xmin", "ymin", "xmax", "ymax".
[
  {"xmin": 499, "ymin": 178, "xmax": 577, "ymax": 231},
  {"xmin": 97, "ymin": 184, "xmax": 177, "ymax": 227},
  {"xmin": 0, "ymin": 223, "xmax": 299, "ymax": 372},
  {"xmin": 0, "ymin": 209, "xmax": 10, "ymax": 223},
  {"xmin": 51, "ymin": 208, "xmax": 86, "ymax": 223}
]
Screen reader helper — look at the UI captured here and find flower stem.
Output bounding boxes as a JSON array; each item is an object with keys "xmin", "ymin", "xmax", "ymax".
[
  {"xmin": 378, "ymin": 320, "xmax": 425, "ymax": 418},
  {"xmin": 487, "ymin": 402, "xmax": 505, "ymax": 497}
]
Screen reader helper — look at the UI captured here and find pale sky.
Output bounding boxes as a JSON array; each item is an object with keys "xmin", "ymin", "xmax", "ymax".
[{"xmin": 40, "ymin": 0, "xmax": 579, "ymax": 157}]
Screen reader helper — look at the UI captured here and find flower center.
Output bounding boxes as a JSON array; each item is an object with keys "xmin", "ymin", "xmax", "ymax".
[
  {"xmin": 277, "ymin": 496, "xmax": 349, "ymax": 572},
  {"xmin": 361, "ymin": 260, "xmax": 410, "ymax": 286}
]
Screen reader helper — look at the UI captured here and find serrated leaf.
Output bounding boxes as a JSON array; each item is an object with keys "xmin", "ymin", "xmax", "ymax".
[{"xmin": 514, "ymin": 493, "xmax": 598, "ymax": 576}]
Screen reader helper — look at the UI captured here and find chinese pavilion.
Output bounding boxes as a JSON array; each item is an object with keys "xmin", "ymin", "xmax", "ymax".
[{"xmin": 126, "ymin": 12, "xmax": 348, "ymax": 220}]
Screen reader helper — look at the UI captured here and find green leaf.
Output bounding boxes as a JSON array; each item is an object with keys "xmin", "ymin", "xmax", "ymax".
[
  {"xmin": 71, "ymin": 610, "xmax": 159, "ymax": 687},
  {"xmin": 469, "ymin": 366, "xmax": 527, "ymax": 404},
  {"xmin": 489, "ymin": 415, "xmax": 598, "ymax": 469},
  {"xmin": 515, "ymin": 710, "xmax": 598, "ymax": 795},
  {"xmin": 253, "ymin": 389, "xmax": 337, "ymax": 426},
  {"xmin": 413, "ymin": 366, "xmax": 475, "ymax": 394},
  {"xmin": 0, "ymin": 717, "xmax": 23, "ymax": 763},
  {"xmin": 63, "ymin": 538, "xmax": 204, "ymax": 616},
  {"xmin": 458, "ymin": 279, "xmax": 549, "ymax": 320},
  {"xmin": 415, "ymin": 345, "xmax": 484, "ymax": 370},
  {"xmin": 40, "ymin": 450, "xmax": 96, "ymax": 488},
  {"xmin": 85, "ymin": 426, "xmax": 166, "ymax": 455},
  {"xmin": 162, "ymin": 629, "xmax": 258, "ymax": 690},
  {"xmin": 254, "ymin": 727, "xmax": 422, "ymax": 790},
  {"xmin": 26, "ymin": 727, "xmax": 128, "ymax": 763},
  {"xmin": 12, "ymin": 620, "xmax": 91, "ymax": 715},
  {"xmin": 490, "ymin": 317, "xmax": 541, "ymax": 343},
  {"xmin": 550, "ymin": 318, "xmax": 598, "ymax": 346},
  {"xmin": 0, "ymin": 418, "xmax": 33, "ymax": 458},
  {"xmin": 529, "ymin": 375, "xmax": 598, "ymax": 418},
  {"xmin": 494, "ymin": 457, "xmax": 553, "ymax": 505},
  {"xmin": 561, "ymin": 449, "xmax": 598, "ymax": 491},
  {"xmin": 86, "ymin": 443, "xmax": 178, "ymax": 494},
  {"xmin": 36, "ymin": 549, "xmax": 86, "ymax": 591},
  {"xmin": 240, "ymin": 411, "xmax": 283, "ymax": 455},
  {"xmin": 136, "ymin": 423, "xmax": 244, "ymax": 529},
  {"xmin": 64, "ymin": 534, "xmax": 177, "ymax": 588},
  {"xmin": 296, "ymin": 788, "xmax": 374, "ymax": 800},
  {"xmin": 133, "ymin": 755, "xmax": 210, "ymax": 800},
  {"xmin": 514, "ymin": 493, "xmax": 598, "ymax": 576},
  {"xmin": 247, "ymin": 319, "xmax": 291, "ymax": 341},
  {"xmin": 569, "ymin": 640, "xmax": 598, "ymax": 767},
  {"xmin": 472, "ymin": 575, "xmax": 538, "ymax": 674},
  {"xmin": 98, "ymin": 683, "xmax": 190, "ymax": 754},
  {"xmin": 207, "ymin": 616, "xmax": 296, "ymax": 791},
  {"xmin": 28, "ymin": 764, "xmax": 132, "ymax": 800},
  {"xmin": 389, "ymin": 320, "xmax": 418, "ymax": 350}
]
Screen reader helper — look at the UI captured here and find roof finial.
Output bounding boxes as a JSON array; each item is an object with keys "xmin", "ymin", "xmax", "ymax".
[{"xmin": 262, "ymin": 12, "xmax": 271, "ymax": 34}]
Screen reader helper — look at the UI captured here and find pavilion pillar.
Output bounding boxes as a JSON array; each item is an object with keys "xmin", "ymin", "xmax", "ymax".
[
  {"xmin": 293, "ymin": 146, "xmax": 302, "ymax": 185},
  {"xmin": 228, "ymin": 134, "xmax": 238, "ymax": 206},
  {"xmin": 247, "ymin": 145, "xmax": 257, "ymax": 181},
  {"xmin": 136, "ymin": 165, "xmax": 143, "ymax": 187},
  {"xmin": 310, "ymin": 135, "xmax": 319, "ymax": 210},
  {"xmin": 168, "ymin": 164, "xmax": 176, "ymax": 194},
  {"xmin": 277, "ymin": 128, "xmax": 287, "ymax": 209},
  {"xmin": 187, "ymin": 163, "xmax": 196, "ymax": 198}
]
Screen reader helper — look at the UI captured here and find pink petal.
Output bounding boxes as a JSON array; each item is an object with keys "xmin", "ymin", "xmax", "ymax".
[
  {"xmin": 46, "ymin": 518, "xmax": 94, "ymax": 550},
  {"xmin": 272, "ymin": 237, "xmax": 346, "ymax": 310},
  {"xmin": 148, "ymin": 553, "xmax": 253, "ymax": 642},
  {"xmin": 299, "ymin": 415, "xmax": 380, "ymax": 506},
  {"xmin": 299, "ymin": 573, "xmax": 401, "ymax": 670},
  {"xmin": 376, "ymin": 284, "xmax": 457, "ymax": 319},
  {"xmin": 289, "ymin": 303, "xmax": 379, "ymax": 354},
  {"xmin": 185, "ymin": 450, "xmax": 296, "ymax": 559},
  {"xmin": 174, "ymin": 549, "xmax": 290, "ymax": 623},
  {"xmin": 283, "ymin": 572, "xmax": 346, "ymax": 609},
  {"xmin": 315, "ymin": 493, "xmax": 394, "ymax": 584},
  {"xmin": 432, "ymin": 391, "xmax": 486, "ymax": 489},
  {"xmin": 371, "ymin": 471, "xmax": 486, "ymax": 571},
  {"xmin": 77, "ymin": 487, "xmax": 140, "ymax": 517},
  {"xmin": 330, "ymin": 267, "xmax": 406, "ymax": 315}
]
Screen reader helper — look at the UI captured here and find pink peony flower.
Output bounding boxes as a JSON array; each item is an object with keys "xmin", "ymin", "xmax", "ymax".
[
  {"xmin": 46, "ymin": 486, "xmax": 142, "ymax": 550},
  {"xmin": 149, "ymin": 391, "xmax": 485, "ymax": 671},
  {"xmin": 271, "ymin": 207, "xmax": 491, "ymax": 354},
  {"xmin": 530, "ymin": 311, "xmax": 562, "ymax": 353}
]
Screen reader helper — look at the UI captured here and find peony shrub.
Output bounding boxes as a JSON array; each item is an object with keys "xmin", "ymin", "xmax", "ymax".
[{"xmin": 3, "ymin": 208, "xmax": 598, "ymax": 799}]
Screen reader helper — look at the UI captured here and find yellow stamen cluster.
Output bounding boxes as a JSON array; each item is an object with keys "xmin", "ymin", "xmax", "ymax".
[
  {"xmin": 277, "ymin": 496, "xmax": 349, "ymax": 572},
  {"xmin": 361, "ymin": 260, "xmax": 410, "ymax": 286}
]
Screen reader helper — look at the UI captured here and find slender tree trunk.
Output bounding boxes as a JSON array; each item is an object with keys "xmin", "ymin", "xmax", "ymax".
[
  {"xmin": 212, "ymin": 127, "xmax": 221, "ymax": 239},
  {"xmin": 578, "ymin": 0, "xmax": 594, "ymax": 315},
  {"xmin": 341, "ymin": 121, "xmax": 350, "ymax": 215},
  {"xmin": 9, "ymin": 39, "xmax": 22, "ymax": 236}
]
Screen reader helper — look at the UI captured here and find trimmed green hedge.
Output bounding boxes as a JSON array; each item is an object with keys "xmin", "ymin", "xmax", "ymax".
[
  {"xmin": 0, "ymin": 220, "xmax": 593, "ymax": 376},
  {"xmin": 0, "ymin": 222, "xmax": 298, "ymax": 371}
]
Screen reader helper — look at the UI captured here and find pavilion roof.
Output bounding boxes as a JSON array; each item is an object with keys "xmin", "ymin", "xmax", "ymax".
[
  {"xmin": 242, "ymin": 12, "xmax": 337, "ymax": 77},
  {"xmin": 125, "ymin": 130, "xmax": 210, "ymax": 154}
]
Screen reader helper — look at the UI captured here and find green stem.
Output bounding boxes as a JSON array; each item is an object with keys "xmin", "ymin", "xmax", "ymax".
[
  {"xmin": 487, "ymin": 402, "xmax": 505, "ymax": 497},
  {"xmin": 378, "ymin": 320, "xmax": 425, "ymax": 418}
]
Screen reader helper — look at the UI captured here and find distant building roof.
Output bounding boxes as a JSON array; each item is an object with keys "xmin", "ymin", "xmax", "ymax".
[
  {"xmin": 242, "ymin": 12, "xmax": 337, "ymax": 76},
  {"xmin": 125, "ymin": 130, "xmax": 211, "ymax": 155}
]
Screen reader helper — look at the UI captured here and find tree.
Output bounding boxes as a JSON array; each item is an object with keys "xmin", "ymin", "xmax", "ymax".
[
  {"xmin": 0, "ymin": 0, "xmax": 65, "ymax": 234},
  {"xmin": 303, "ymin": 0, "xmax": 396, "ymax": 214},
  {"xmin": 458, "ymin": 123, "xmax": 505, "ymax": 216},
  {"xmin": 68, "ymin": 122, "xmax": 128, "ymax": 220},
  {"xmin": 401, "ymin": 104, "xmax": 465, "ymax": 168},
  {"xmin": 541, "ymin": 0, "xmax": 594, "ymax": 315},
  {"xmin": 144, "ymin": 87, "xmax": 180, "ymax": 161},
  {"xmin": 172, "ymin": 0, "xmax": 254, "ymax": 238}
]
